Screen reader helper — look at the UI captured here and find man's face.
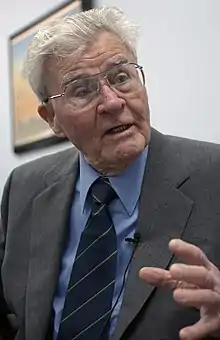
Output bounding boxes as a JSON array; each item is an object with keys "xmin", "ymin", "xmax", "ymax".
[{"xmin": 39, "ymin": 31, "xmax": 151, "ymax": 174}]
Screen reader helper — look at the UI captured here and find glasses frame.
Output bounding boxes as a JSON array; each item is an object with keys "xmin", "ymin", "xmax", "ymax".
[{"xmin": 42, "ymin": 62, "xmax": 145, "ymax": 105}]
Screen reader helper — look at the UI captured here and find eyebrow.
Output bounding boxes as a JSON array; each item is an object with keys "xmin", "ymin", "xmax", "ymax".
[
  {"xmin": 61, "ymin": 73, "xmax": 90, "ymax": 88},
  {"xmin": 105, "ymin": 57, "xmax": 129, "ymax": 68},
  {"xmin": 61, "ymin": 57, "xmax": 129, "ymax": 88}
]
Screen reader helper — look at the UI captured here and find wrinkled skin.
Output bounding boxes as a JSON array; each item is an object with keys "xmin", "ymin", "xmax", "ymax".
[
  {"xmin": 140, "ymin": 239, "xmax": 220, "ymax": 340},
  {"xmin": 38, "ymin": 31, "xmax": 151, "ymax": 175}
]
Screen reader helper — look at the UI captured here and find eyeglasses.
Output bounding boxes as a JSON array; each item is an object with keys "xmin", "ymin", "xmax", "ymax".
[{"xmin": 43, "ymin": 62, "xmax": 145, "ymax": 110}]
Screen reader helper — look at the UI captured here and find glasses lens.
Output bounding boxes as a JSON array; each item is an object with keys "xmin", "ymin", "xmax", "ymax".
[
  {"xmin": 64, "ymin": 77, "xmax": 98, "ymax": 108},
  {"xmin": 107, "ymin": 63, "xmax": 145, "ymax": 93}
]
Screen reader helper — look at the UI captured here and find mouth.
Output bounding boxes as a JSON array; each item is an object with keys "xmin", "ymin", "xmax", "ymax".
[{"xmin": 106, "ymin": 124, "xmax": 133, "ymax": 135}]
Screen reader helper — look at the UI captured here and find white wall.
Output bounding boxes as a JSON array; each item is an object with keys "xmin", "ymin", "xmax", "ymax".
[{"xmin": 1, "ymin": 0, "xmax": 220, "ymax": 196}]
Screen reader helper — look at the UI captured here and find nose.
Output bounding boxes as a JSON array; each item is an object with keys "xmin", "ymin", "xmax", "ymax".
[{"xmin": 97, "ymin": 83, "xmax": 125, "ymax": 115}]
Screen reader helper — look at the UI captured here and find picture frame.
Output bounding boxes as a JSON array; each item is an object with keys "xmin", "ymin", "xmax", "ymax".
[{"xmin": 8, "ymin": 0, "xmax": 94, "ymax": 154}]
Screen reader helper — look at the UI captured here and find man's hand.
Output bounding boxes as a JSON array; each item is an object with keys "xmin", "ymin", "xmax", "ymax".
[{"xmin": 139, "ymin": 239, "xmax": 220, "ymax": 340}]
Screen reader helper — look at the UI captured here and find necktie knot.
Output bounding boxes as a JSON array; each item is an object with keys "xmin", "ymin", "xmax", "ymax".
[{"xmin": 90, "ymin": 177, "xmax": 117, "ymax": 207}]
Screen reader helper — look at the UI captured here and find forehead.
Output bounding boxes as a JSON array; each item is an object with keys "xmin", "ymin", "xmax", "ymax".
[{"xmin": 56, "ymin": 31, "xmax": 135, "ymax": 83}]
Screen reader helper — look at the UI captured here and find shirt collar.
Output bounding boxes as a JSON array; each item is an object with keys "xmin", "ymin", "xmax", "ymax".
[{"xmin": 79, "ymin": 147, "xmax": 148, "ymax": 216}]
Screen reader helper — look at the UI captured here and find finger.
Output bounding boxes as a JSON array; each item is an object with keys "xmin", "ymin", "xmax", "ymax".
[
  {"xmin": 139, "ymin": 267, "xmax": 197, "ymax": 289},
  {"xmin": 139, "ymin": 267, "xmax": 175, "ymax": 287},
  {"xmin": 179, "ymin": 317, "xmax": 220, "ymax": 340},
  {"xmin": 169, "ymin": 264, "xmax": 214, "ymax": 289},
  {"xmin": 169, "ymin": 239, "xmax": 212, "ymax": 269},
  {"xmin": 173, "ymin": 288, "xmax": 220, "ymax": 308}
]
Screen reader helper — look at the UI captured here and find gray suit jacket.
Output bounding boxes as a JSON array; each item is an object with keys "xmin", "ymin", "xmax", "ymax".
[{"xmin": 1, "ymin": 129, "xmax": 220, "ymax": 340}]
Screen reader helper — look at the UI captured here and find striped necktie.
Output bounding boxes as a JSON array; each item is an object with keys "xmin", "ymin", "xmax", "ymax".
[{"xmin": 57, "ymin": 177, "xmax": 117, "ymax": 340}]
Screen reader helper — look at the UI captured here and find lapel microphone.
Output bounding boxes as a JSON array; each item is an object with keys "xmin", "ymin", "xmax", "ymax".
[{"xmin": 125, "ymin": 232, "xmax": 141, "ymax": 246}]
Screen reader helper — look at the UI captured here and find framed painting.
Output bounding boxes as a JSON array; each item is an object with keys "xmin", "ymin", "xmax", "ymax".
[{"xmin": 8, "ymin": 0, "xmax": 93, "ymax": 154}]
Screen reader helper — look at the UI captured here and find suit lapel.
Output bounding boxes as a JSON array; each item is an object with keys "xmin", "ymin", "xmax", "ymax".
[
  {"xmin": 25, "ymin": 150, "xmax": 79, "ymax": 340},
  {"xmin": 114, "ymin": 129, "xmax": 194, "ymax": 340}
]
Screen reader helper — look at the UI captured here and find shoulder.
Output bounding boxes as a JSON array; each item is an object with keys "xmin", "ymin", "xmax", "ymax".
[
  {"xmin": 166, "ymin": 133, "xmax": 220, "ymax": 157},
  {"xmin": 14, "ymin": 146, "xmax": 78, "ymax": 177},
  {"xmin": 5, "ymin": 147, "xmax": 79, "ymax": 197},
  {"xmin": 151, "ymin": 129, "xmax": 220, "ymax": 170}
]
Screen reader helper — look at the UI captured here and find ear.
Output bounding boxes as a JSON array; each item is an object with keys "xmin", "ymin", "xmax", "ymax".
[{"xmin": 38, "ymin": 103, "xmax": 66, "ymax": 138}]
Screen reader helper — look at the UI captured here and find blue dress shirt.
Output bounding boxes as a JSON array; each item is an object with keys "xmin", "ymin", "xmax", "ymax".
[{"xmin": 53, "ymin": 147, "xmax": 148, "ymax": 339}]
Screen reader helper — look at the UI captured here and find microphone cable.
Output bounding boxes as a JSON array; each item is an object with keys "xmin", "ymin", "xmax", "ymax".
[{"xmin": 98, "ymin": 232, "xmax": 141, "ymax": 340}]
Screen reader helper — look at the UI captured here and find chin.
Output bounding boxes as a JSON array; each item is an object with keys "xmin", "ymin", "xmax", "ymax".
[
  {"xmin": 116, "ymin": 146, "xmax": 142, "ymax": 164},
  {"xmin": 117, "ymin": 138, "xmax": 146, "ymax": 158},
  {"xmin": 99, "ymin": 144, "xmax": 145, "ymax": 175},
  {"xmin": 87, "ymin": 135, "xmax": 148, "ymax": 174}
]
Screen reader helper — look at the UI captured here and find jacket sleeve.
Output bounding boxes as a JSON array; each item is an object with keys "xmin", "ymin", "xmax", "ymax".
[{"xmin": 0, "ymin": 172, "xmax": 16, "ymax": 340}]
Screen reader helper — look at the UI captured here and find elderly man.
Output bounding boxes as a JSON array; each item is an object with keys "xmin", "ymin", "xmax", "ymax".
[{"xmin": 1, "ymin": 6, "xmax": 220, "ymax": 340}]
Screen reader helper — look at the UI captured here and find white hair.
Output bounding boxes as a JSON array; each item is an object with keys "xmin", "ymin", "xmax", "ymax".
[{"xmin": 23, "ymin": 6, "xmax": 139, "ymax": 101}]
